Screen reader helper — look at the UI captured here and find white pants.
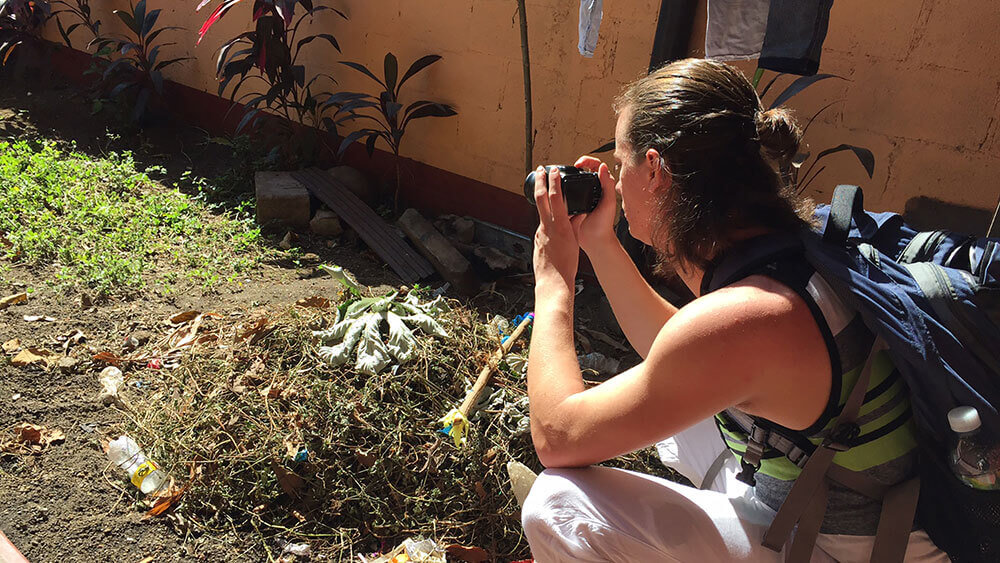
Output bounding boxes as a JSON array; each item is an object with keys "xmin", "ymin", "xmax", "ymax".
[{"xmin": 521, "ymin": 466, "xmax": 948, "ymax": 562}]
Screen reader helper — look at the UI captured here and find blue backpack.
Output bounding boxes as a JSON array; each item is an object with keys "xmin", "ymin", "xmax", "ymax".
[{"xmin": 704, "ymin": 185, "xmax": 1000, "ymax": 562}]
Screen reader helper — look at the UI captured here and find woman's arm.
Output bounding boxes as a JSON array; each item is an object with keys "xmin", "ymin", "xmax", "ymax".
[
  {"xmin": 529, "ymin": 281, "xmax": 832, "ymax": 468},
  {"xmin": 572, "ymin": 156, "xmax": 677, "ymax": 357},
  {"xmin": 586, "ymin": 233, "xmax": 678, "ymax": 358}
]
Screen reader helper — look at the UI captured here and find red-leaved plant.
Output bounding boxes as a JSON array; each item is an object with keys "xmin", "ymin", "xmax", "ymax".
[{"xmin": 196, "ymin": 0, "xmax": 346, "ymax": 165}]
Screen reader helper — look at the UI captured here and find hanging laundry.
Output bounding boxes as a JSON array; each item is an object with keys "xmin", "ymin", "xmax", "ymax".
[
  {"xmin": 704, "ymin": 0, "xmax": 769, "ymax": 61},
  {"xmin": 578, "ymin": 0, "xmax": 603, "ymax": 57},
  {"xmin": 758, "ymin": 0, "xmax": 834, "ymax": 76}
]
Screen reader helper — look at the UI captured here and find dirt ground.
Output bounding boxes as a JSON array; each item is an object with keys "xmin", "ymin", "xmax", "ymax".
[{"xmin": 0, "ymin": 71, "xmax": 644, "ymax": 561}]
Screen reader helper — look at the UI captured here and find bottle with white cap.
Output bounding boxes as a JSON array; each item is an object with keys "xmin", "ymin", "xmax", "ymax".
[{"xmin": 947, "ymin": 406, "xmax": 1000, "ymax": 490}]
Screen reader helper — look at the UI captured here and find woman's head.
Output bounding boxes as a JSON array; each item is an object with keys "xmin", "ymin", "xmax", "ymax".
[{"xmin": 612, "ymin": 58, "xmax": 813, "ymax": 270}]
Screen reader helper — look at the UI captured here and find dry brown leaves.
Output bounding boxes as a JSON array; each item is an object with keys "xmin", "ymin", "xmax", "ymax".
[
  {"xmin": 445, "ymin": 544, "xmax": 490, "ymax": 563},
  {"xmin": 0, "ymin": 292, "xmax": 27, "ymax": 309},
  {"xmin": 294, "ymin": 296, "xmax": 331, "ymax": 309},
  {"xmin": 145, "ymin": 476, "xmax": 188, "ymax": 517},
  {"xmin": 271, "ymin": 461, "xmax": 305, "ymax": 499},
  {"xmin": 11, "ymin": 347, "xmax": 57, "ymax": 369},
  {"xmin": 1, "ymin": 423, "xmax": 66, "ymax": 454}
]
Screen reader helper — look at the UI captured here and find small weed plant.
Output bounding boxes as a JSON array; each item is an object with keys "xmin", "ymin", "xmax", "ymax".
[{"xmin": 0, "ymin": 140, "xmax": 265, "ymax": 295}]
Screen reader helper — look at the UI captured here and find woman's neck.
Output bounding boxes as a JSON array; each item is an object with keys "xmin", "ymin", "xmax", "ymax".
[{"xmin": 673, "ymin": 226, "xmax": 778, "ymax": 298}]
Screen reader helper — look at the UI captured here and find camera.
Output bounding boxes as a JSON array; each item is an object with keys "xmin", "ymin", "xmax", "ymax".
[{"xmin": 524, "ymin": 165, "xmax": 602, "ymax": 215}]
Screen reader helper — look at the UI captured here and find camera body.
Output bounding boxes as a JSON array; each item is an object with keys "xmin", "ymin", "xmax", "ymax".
[{"xmin": 524, "ymin": 165, "xmax": 602, "ymax": 215}]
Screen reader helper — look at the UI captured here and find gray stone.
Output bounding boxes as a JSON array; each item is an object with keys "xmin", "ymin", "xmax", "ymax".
[
  {"xmin": 397, "ymin": 208, "xmax": 479, "ymax": 295},
  {"xmin": 327, "ymin": 166, "xmax": 376, "ymax": 207},
  {"xmin": 255, "ymin": 171, "xmax": 311, "ymax": 231},
  {"xmin": 474, "ymin": 246, "xmax": 523, "ymax": 273},
  {"xmin": 310, "ymin": 208, "xmax": 343, "ymax": 237},
  {"xmin": 57, "ymin": 356, "xmax": 79, "ymax": 374},
  {"xmin": 454, "ymin": 217, "xmax": 475, "ymax": 244}
]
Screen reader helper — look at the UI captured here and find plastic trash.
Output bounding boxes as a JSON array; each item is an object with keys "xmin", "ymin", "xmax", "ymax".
[
  {"xmin": 281, "ymin": 542, "xmax": 312, "ymax": 558},
  {"xmin": 948, "ymin": 406, "xmax": 1000, "ymax": 490},
  {"xmin": 97, "ymin": 366, "xmax": 124, "ymax": 406},
  {"xmin": 107, "ymin": 435, "xmax": 167, "ymax": 494}
]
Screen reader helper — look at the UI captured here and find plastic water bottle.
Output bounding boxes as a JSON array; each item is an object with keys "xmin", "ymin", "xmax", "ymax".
[
  {"xmin": 947, "ymin": 406, "xmax": 1000, "ymax": 490},
  {"xmin": 107, "ymin": 436, "xmax": 167, "ymax": 494}
]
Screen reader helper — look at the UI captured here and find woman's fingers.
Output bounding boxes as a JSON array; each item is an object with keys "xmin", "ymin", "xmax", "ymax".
[
  {"xmin": 533, "ymin": 165, "xmax": 551, "ymax": 222},
  {"xmin": 547, "ymin": 167, "xmax": 570, "ymax": 220},
  {"xmin": 574, "ymin": 155, "xmax": 603, "ymax": 173}
]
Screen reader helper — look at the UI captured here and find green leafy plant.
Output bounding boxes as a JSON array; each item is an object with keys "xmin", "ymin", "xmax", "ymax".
[
  {"xmin": 0, "ymin": 0, "xmax": 52, "ymax": 65},
  {"xmin": 313, "ymin": 286, "xmax": 450, "ymax": 375},
  {"xmin": 332, "ymin": 52, "xmax": 457, "ymax": 211},
  {"xmin": 197, "ymin": 0, "xmax": 346, "ymax": 166},
  {"xmin": 51, "ymin": 0, "xmax": 99, "ymax": 49},
  {"xmin": 90, "ymin": 0, "xmax": 190, "ymax": 122}
]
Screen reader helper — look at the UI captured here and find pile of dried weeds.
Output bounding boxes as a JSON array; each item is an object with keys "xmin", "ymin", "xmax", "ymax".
[{"xmin": 112, "ymin": 289, "xmax": 670, "ymax": 561}]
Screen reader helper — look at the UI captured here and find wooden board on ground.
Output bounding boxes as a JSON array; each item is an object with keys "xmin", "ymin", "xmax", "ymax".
[{"xmin": 292, "ymin": 168, "xmax": 434, "ymax": 283}]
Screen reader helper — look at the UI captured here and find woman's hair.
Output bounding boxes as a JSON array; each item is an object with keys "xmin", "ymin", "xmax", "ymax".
[{"xmin": 615, "ymin": 58, "xmax": 814, "ymax": 270}]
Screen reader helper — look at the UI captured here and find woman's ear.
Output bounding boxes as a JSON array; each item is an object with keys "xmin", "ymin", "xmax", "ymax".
[{"xmin": 646, "ymin": 148, "xmax": 670, "ymax": 191}]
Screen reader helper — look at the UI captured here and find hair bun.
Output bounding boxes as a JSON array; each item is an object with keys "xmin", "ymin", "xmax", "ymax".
[{"xmin": 756, "ymin": 108, "xmax": 802, "ymax": 170}]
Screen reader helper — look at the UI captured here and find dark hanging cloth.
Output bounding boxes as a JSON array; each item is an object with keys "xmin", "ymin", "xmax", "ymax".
[{"xmin": 757, "ymin": 0, "xmax": 835, "ymax": 76}]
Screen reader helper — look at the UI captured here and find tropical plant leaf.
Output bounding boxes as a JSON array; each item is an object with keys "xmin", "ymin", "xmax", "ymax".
[
  {"xmin": 814, "ymin": 144, "xmax": 875, "ymax": 178},
  {"xmin": 55, "ymin": 16, "xmax": 73, "ymax": 48},
  {"xmin": 198, "ymin": 0, "xmax": 244, "ymax": 44},
  {"xmin": 402, "ymin": 103, "xmax": 456, "ymax": 129},
  {"xmin": 133, "ymin": 0, "xmax": 147, "ymax": 33},
  {"xmin": 769, "ymin": 74, "xmax": 843, "ymax": 110},
  {"xmin": 337, "ymin": 128, "xmax": 378, "ymax": 156},
  {"xmin": 339, "ymin": 61, "xmax": 386, "ymax": 89},
  {"xmin": 383, "ymin": 52, "xmax": 398, "ymax": 97},
  {"xmin": 145, "ymin": 25, "xmax": 183, "ymax": 46},
  {"xmin": 154, "ymin": 57, "xmax": 191, "ymax": 71},
  {"xmin": 365, "ymin": 133, "xmax": 378, "ymax": 157},
  {"xmin": 141, "ymin": 8, "xmax": 161, "ymax": 39},
  {"xmin": 133, "ymin": 87, "xmax": 151, "ymax": 121},
  {"xmin": 397, "ymin": 54, "xmax": 441, "ymax": 94},
  {"xmin": 236, "ymin": 108, "xmax": 261, "ymax": 133},
  {"xmin": 114, "ymin": 8, "xmax": 139, "ymax": 35},
  {"xmin": 296, "ymin": 33, "xmax": 339, "ymax": 53},
  {"xmin": 150, "ymin": 69, "xmax": 164, "ymax": 95},
  {"xmin": 758, "ymin": 71, "xmax": 785, "ymax": 98},
  {"xmin": 592, "ymin": 140, "xmax": 615, "ymax": 153}
]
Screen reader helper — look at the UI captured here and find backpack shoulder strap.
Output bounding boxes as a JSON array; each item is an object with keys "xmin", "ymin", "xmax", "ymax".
[
  {"xmin": 762, "ymin": 338, "xmax": 884, "ymax": 553},
  {"xmin": 824, "ymin": 184, "xmax": 864, "ymax": 247}
]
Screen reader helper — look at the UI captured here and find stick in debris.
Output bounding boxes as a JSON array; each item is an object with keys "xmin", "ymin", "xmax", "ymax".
[{"xmin": 439, "ymin": 313, "xmax": 533, "ymax": 447}]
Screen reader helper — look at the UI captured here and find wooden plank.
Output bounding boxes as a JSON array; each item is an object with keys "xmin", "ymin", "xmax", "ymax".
[
  {"xmin": 292, "ymin": 169, "xmax": 434, "ymax": 282},
  {"xmin": 296, "ymin": 169, "xmax": 428, "ymax": 281},
  {"xmin": 297, "ymin": 169, "xmax": 431, "ymax": 279}
]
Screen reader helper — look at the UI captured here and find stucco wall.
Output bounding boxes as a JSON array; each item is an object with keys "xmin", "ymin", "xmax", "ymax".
[
  {"xmin": 43, "ymin": 0, "xmax": 659, "ymax": 197},
  {"xmin": 42, "ymin": 1, "xmax": 1000, "ymax": 227},
  {"xmin": 688, "ymin": 0, "xmax": 1000, "ymax": 227}
]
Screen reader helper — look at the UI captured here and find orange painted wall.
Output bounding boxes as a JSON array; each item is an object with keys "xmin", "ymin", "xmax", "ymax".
[
  {"xmin": 42, "ymin": 1, "xmax": 1000, "ymax": 220},
  {"xmin": 42, "ymin": 0, "xmax": 660, "ymax": 196},
  {"xmin": 687, "ymin": 0, "xmax": 1000, "ymax": 220}
]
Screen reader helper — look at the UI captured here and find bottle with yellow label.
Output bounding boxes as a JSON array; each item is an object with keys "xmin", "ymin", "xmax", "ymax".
[{"xmin": 107, "ymin": 435, "xmax": 167, "ymax": 494}]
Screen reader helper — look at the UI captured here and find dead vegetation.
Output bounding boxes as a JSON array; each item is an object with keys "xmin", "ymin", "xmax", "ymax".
[{"xmin": 102, "ymin": 288, "xmax": 668, "ymax": 561}]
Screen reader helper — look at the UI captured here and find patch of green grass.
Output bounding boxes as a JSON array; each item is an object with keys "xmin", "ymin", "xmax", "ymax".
[{"xmin": 0, "ymin": 140, "xmax": 265, "ymax": 295}]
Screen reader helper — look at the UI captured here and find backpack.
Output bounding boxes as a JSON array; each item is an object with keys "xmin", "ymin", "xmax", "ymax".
[{"xmin": 703, "ymin": 185, "xmax": 1000, "ymax": 562}]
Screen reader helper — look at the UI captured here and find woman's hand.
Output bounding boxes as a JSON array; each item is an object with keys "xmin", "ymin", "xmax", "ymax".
[
  {"xmin": 533, "ymin": 166, "xmax": 582, "ymax": 297},
  {"xmin": 571, "ymin": 156, "xmax": 618, "ymax": 255}
]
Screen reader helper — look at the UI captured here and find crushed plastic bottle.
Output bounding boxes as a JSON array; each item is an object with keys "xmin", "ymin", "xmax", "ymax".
[
  {"xmin": 107, "ymin": 435, "xmax": 167, "ymax": 494},
  {"xmin": 947, "ymin": 406, "xmax": 1000, "ymax": 490}
]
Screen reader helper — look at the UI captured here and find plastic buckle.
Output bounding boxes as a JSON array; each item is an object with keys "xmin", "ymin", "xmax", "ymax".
[
  {"xmin": 736, "ymin": 458, "xmax": 759, "ymax": 487},
  {"xmin": 823, "ymin": 422, "xmax": 860, "ymax": 452}
]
